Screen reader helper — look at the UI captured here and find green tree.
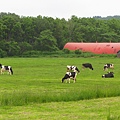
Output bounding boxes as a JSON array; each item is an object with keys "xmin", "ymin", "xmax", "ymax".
[
  {"xmin": 35, "ymin": 30, "xmax": 58, "ymax": 51},
  {"xmin": 19, "ymin": 42, "xmax": 33, "ymax": 54},
  {"xmin": 1, "ymin": 16, "xmax": 18, "ymax": 41},
  {"xmin": 4, "ymin": 41, "xmax": 20, "ymax": 56},
  {"xmin": 53, "ymin": 18, "xmax": 67, "ymax": 49},
  {"xmin": 12, "ymin": 22, "xmax": 24, "ymax": 42},
  {"xmin": 0, "ymin": 48, "xmax": 7, "ymax": 57},
  {"xmin": 21, "ymin": 17, "xmax": 36, "ymax": 44}
]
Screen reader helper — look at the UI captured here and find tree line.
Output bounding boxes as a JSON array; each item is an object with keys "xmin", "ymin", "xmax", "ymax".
[{"xmin": 0, "ymin": 12, "xmax": 120, "ymax": 57}]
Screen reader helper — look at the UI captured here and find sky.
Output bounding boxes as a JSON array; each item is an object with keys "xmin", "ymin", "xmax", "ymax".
[{"xmin": 0, "ymin": 0, "xmax": 120, "ymax": 19}]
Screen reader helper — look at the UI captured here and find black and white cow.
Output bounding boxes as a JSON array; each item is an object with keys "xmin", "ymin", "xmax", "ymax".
[
  {"xmin": 67, "ymin": 65, "xmax": 80, "ymax": 73},
  {"xmin": 0, "ymin": 64, "xmax": 13, "ymax": 75},
  {"xmin": 82, "ymin": 63, "xmax": 93, "ymax": 70},
  {"xmin": 102, "ymin": 72, "xmax": 114, "ymax": 78},
  {"xmin": 62, "ymin": 72, "xmax": 77, "ymax": 83},
  {"xmin": 103, "ymin": 63, "xmax": 114, "ymax": 71}
]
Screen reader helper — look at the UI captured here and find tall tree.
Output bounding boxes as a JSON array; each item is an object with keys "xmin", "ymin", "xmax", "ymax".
[{"xmin": 34, "ymin": 30, "xmax": 58, "ymax": 51}]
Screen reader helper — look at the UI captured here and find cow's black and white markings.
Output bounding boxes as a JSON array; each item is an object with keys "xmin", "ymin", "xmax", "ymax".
[
  {"xmin": 102, "ymin": 72, "xmax": 114, "ymax": 78},
  {"xmin": 103, "ymin": 63, "xmax": 114, "ymax": 71},
  {"xmin": 82, "ymin": 63, "xmax": 93, "ymax": 70},
  {"xmin": 67, "ymin": 65, "xmax": 80, "ymax": 73},
  {"xmin": 62, "ymin": 72, "xmax": 77, "ymax": 83},
  {"xmin": 0, "ymin": 64, "xmax": 13, "ymax": 75}
]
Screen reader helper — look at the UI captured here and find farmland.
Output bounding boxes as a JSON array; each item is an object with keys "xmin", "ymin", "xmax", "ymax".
[{"xmin": 0, "ymin": 57, "xmax": 120, "ymax": 119}]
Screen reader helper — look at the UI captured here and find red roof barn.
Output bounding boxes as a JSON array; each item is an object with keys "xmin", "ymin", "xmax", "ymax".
[{"xmin": 64, "ymin": 42, "xmax": 120, "ymax": 54}]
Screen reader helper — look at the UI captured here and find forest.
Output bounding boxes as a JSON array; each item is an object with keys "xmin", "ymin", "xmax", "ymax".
[{"xmin": 0, "ymin": 12, "xmax": 120, "ymax": 57}]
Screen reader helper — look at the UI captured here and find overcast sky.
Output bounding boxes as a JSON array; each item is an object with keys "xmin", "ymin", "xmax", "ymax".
[{"xmin": 0, "ymin": 0, "xmax": 119, "ymax": 19}]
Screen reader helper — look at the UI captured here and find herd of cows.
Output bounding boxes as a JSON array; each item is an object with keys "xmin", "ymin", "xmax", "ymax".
[
  {"xmin": 0, "ymin": 63, "xmax": 114, "ymax": 83},
  {"xmin": 62, "ymin": 63, "xmax": 114, "ymax": 83}
]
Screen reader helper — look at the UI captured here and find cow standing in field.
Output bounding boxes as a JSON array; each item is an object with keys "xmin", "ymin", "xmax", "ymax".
[
  {"xmin": 102, "ymin": 72, "xmax": 114, "ymax": 78},
  {"xmin": 67, "ymin": 65, "xmax": 80, "ymax": 73},
  {"xmin": 0, "ymin": 64, "xmax": 13, "ymax": 75},
  {"xmin": 82, "ymin": 63, "xmax": 93, "ymax": 70},
  {"xmin": 103, "ymin": 63, "xmax": 114, "ymax": 71},
  {"xmin": 62, "ymin": 65, "xmax": 80, "ymax": 83},
  {"xmin": 62, "ymin": 71, "xmax": 77, "ymax": 83}
]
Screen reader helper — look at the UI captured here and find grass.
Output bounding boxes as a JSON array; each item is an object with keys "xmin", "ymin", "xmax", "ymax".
[
  {"xmin": 0, "ymin": 57, "xmax": 120, "ymax": 119},
  {"xmin": 0, "ymin": 97, "xmax": 120, "ymax": 120}
]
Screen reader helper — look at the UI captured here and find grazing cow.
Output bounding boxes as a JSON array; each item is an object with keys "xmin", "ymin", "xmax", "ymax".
[
  {"xmin": 82, "ymin": 63, "xmax": 93, "ymax": 70},
  {"xmin": 0, "ymin": 64, "xmax": 13, "ymax": 75},
  {"xmin": 62, "ymin": 72, "xmax": 77, "ymax": 83},
  {"xmin": 103, "ymin": 63, "xmax": 114, "ymax": 71},
  {"xmin": 67, "ymin": 65, "xmax": 80, "ymax": 73},
  {"xmin": 102, "ymin": 72, "xmax": 114, "ymax": 78}
]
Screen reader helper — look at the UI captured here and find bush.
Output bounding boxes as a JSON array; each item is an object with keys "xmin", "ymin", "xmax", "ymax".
[
  {"xmin": 75, "ymin": 49, "xmax": 82, "ymax": 54},
  {"xmin": 63, "ymin": 49, "xmax": 70, "ymax": 54},
  {"xmin": 22, "ymin": 50, "xmax": 41, "ymax": 57}
]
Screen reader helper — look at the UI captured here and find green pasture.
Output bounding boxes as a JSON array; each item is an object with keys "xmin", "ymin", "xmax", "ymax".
[{"xmin": 0, "ymin": 57, "xmax": 120, "ymax": 120}]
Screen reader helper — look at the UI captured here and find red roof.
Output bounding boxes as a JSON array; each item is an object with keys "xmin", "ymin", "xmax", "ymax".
[{"xmin": 64, "ymin": 42, "xmax": 120, "ymax": 54}]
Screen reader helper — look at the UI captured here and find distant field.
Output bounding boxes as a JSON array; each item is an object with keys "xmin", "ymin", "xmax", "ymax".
[{"xmin": 0, "ymin": 57, "xmax": 120, "ymax": 119}]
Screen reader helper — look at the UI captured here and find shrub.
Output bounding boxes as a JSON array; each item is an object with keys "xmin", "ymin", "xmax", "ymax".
[
  {"xmin": 75, "ymin": 49, "xmax": 82, "ymax": 54},
  {"xmin": 63, "ymin": 49, "xmax": 70, "ymax": 54}
]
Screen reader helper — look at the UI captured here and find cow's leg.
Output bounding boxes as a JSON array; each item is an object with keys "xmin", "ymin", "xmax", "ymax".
[
  {"xmin": 0, "ymin": 70, "xmax": 2, "ymax": 74},
  {"xmin": 9, "ymin": 70, "xmax": 11, "ymax": 75},
  {"xmin": 74, "ymin": 78, "xmax": 76, "ymax": 83},
  {"xmin": 8, "ymin": 69, "xmax": 12, "ymax": 75},
  {"xmin": 73, "ymin": 77, "xmax": 76, "ymax": 83},
  {"xmin": 7, "ymin": 70, "xmax": 10, "ymax": 75},
  {"xmin": 104, "ymin": 67, "xmax": 108, "ymax": 71},
  {"xmin": 66, "ymin": 79, "xmax": 68, "ymax": 83},
  {"xmin": 65, "ymin": 79, "xmax": 69, "ymax": 83},
  {"xmin": 69, "ymin": 79, "xmax": 70, "ymax": 83},
  {"xmin": 105, "ymin": 68, "xmax": 108, "ymax": 71},
  {"xmin": 1, "ymin": 69, "xmax": 4, "ymax": 74},
  {"xmin": 110, "ymin": 66, "xmax": 114, "ymax": 71},
  {"xmin": 62, "ymin": 78, "xmax": 65, "ymax": 83},
  {"xmin": 74, "ymin": 73, "xmax": 77, "ymax": 83}
]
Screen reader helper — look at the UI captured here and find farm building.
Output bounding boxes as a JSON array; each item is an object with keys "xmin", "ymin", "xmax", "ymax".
[{"xmin": 64, "ymin": 42, "xmax": 120, "ymax": 54}]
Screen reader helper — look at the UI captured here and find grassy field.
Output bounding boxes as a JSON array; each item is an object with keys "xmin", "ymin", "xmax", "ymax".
[{"xmin": 0, "ymin": 57, "xmax": 120, "ymax": 120}]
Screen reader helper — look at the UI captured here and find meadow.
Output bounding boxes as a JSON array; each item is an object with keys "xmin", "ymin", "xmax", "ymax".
[{"xmin": 0, "ymin": 57, "xmax": 120, "ymax": 120}]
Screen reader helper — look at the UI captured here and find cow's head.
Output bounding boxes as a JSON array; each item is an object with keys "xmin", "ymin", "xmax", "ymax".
[{"xmin": 75, "ymin": 67, "xmax": 80, "ymax": 73}]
